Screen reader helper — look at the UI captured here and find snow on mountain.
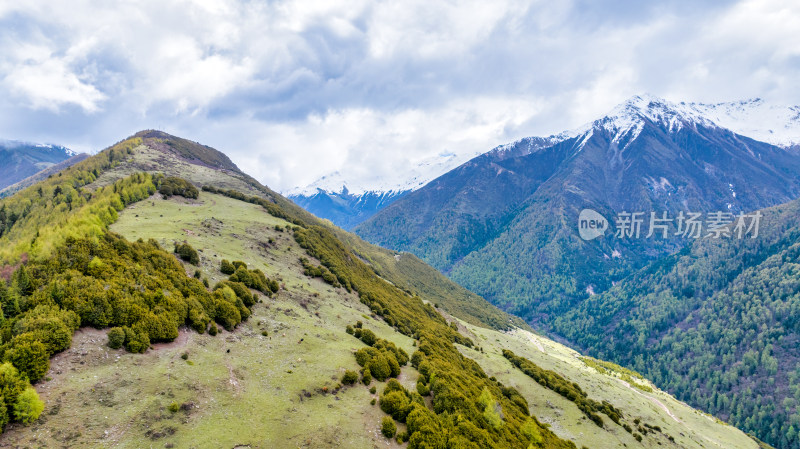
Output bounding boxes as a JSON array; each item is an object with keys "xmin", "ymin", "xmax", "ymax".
[
  {"xmin": 286, "ymin": 150, "xmax": 481, "ymax": 196},
  {"xmin": 491, "ymin": 94, "xmax": 727, "ymax": 158},
  {"xmin": 683, "ymin": 98, "xmax": 800, "ymax": 147},
  {"xmin": 551, "ymin": 94, "xmax": 800, "ymax": 153},
  {"xmin": 0, "ymin": 139, "xmax": 79, "ymax": 192},
  {"xmin": 570, "ymin": 94, "xmax": 714, "ymax": 148},
  {"xmin": 488, "ymin": 133, "xmax": 577, "ymax": 160},
  {"xmin": 35, "ymin": 143, "xmax": 77, "ymax": 156},
  {"xmin": 0, "ymin": 139, "xmax": 76, "ymax": 156},
  {"xmin": 600, "ymin": 94, "xmax": 713, "ymax": 131}
]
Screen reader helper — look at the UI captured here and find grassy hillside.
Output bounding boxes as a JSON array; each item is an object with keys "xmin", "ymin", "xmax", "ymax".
[
  {"xmin": 3, "ymin": 193, "xmax": 414, "ymax": 447},
  {"xmin": 0, "ymin": 132, "xmax": 760, "ymax": 448},
  {"xmin": 458, "ymin": 325, "xmax": 760, "ymax": 449},
  {"xmin": 90, "ymin": 132, "xmax": 527, "ymax": 333}
]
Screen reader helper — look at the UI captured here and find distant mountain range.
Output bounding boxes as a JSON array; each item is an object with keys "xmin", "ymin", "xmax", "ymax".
[
  {"xmin": 289, "ymin": 96, "xmax": 800, "ymax": 229},
  {"xmin": 289, "ymin": 188, "xmax": 407, "ymax": 230},
  {"xmin": 287, "ymin": 151, "xmax": 480, "ymax": 229},
  {"xmin": 0, "ymin": 140, "xmax": 79, "ymax": 191}
]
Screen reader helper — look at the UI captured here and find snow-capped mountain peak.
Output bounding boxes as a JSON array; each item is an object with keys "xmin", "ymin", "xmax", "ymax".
[
  {"xmin": 563, "ymin": 94, "xmax": 800, "ymax": 151},
  {"xmin": 608, "ymin": 94, "xmax": 713, "ymax": 129},
  {"xmin": 0, "ymin": 139, "xmax": 76, "ymax": 156},
  {"xmin": 575, "ymin": 94, "xmax": 714, "ymax": 144},
  {"xmin": 35, "ymin": 142, "xmax": 77, "ymax": 157}
]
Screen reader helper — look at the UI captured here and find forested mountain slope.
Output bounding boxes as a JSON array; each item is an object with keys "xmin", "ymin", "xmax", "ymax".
[
  {"xmin": 0, "ymin": 131, "xmax": 759, "ymax": 448},
  {"xmin": 555, "ymin": 197, "xmax": 800, "ymax": 447}
]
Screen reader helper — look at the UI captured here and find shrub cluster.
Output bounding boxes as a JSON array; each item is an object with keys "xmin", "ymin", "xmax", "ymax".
[
  {"xmin": 580, "ymin": 356, "xmax": 653, "ymax": 392},
  {"xmin": 0, "ymin": 362, "xmax": 44, "ymax": 431},
  {"xmin": 380, "ymin": 416, "xmax": 397, "ymax": 438},
  {"xmin": 174, "ymin": 242, "xmax": 200, "ymax": 265},
  {"xmin": 220, "ymin": 259, "xmax": 235, "ymax": 275},
  {"xmin": 299, "ymin": 257, "xmax": 341, "ymax": 288},
  {"xmin": 8, "ymin": 232, "xmax": 250, "ymax": 357},
  {"xmin": 158, "ymin": 176, "xmax": 199, "ymax": 199},
  {"xmin": 107, "ymin": 327, "xmax": 126, "ymax": 349},
  {"xmin": 351, "ymin": 325, "xmax": 409, "ymax": 383},
  {"xmin": 379, "ymin": 379, "xmax": 420, "ymax": 421},
  {"xmin": 214, "ymin": 280, "xmax": 256, "ymax": 307},
  {"xmin": 503, "ymin": 349, "xmax": 622, "ymax": 427},
  {"xmin": 219, "ymin": 260, "xmax": 279, "ymax": 296},
  {"xmin": 341, "ymin": 370, "xmax": 358, "ymax": 385}
]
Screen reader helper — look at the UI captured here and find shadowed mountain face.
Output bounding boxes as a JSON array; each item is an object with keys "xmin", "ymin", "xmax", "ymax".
[
  {"xmin": 0, "ymin": 153, "xmax": 90, "ymax": 199},
  {"xmin": 356, "ymin": 97, "xmax": 800, "ymax": 326},
  {"xmin": 0, "ymin": 141, "xmax": 75, "ymax": 190}
]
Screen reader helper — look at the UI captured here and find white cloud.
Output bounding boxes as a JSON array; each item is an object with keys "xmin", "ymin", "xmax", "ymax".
[
  {"xmin": 146, "ymin": 35, "xmax": 255, "ymax": 114},
  {"xmin": 1, "ymin": 39, "xmax": 106, "ymax": 112},
  {"xmin": 4, "ymin": 60, "xmax": 105, "ymax": 112},
  {"xmin": 365, "ymin": 0, "xmax": 528, "ymax": 59},
  {"xmin": 192, "ymin": 96, "xmax": 543, "ymax": 192},
  {"xmin": 0, "ymin": 0, "xmax": 798, "ymax": 191}
]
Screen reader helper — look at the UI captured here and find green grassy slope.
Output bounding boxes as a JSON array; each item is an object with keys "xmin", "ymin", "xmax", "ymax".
[
  {"xmin": 457, "ymin": 324, "xmax": 759, "ymax": 449},
  {"xmin": 3, "ymin": 189, "xmax": 758, "ymax": 448},
  {"xmin": 93, "ymin": 133, "xmax": 526, "ymax": 333},
  {"xmin": 3, "ymin": 193, "xmax": 414, "ymax": 447},
  {"xmin": 0, "ymin": 132, "xmax": 760, "ymax": 448}
]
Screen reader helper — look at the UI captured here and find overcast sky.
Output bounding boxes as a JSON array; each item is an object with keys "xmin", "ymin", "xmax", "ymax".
[{"xmin": 1, "ymin": 0, "xmax": 799, "ymax": 192}]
